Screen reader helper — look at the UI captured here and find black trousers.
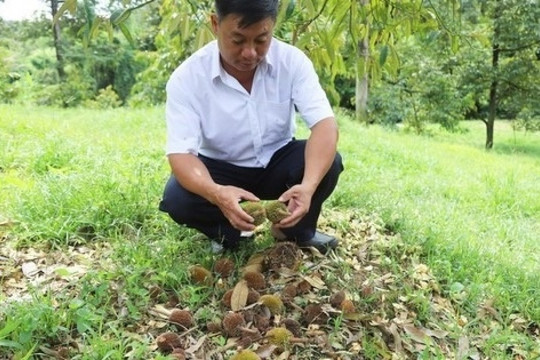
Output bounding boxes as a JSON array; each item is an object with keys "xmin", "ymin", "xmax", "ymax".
[{"xmin": 159, "ymin": 140, "xmax": 344, "ymax": 249}]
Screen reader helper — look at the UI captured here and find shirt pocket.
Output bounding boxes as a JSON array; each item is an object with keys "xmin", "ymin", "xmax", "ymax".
[{"xmin": 263, "ymin": 100, "xmax": 293, "ymax": 143}]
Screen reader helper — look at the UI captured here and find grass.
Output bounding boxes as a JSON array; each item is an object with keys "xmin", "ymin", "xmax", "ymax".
[{"xmin": 0, "ymin": 104, "xmax": 538, "ymax": 359}]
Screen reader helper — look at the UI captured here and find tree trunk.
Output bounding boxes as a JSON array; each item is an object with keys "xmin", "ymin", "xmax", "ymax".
[
  {"xmin": 50, "ymin": 0, "xmax": 66, "ymax": 81},
  {"xmin": 486, "ymin": 1, "xmax": 502, "ymax": 149},
  {"xmin": 355, "ymin": 0, "xmax": 369, "ymax": 123}
]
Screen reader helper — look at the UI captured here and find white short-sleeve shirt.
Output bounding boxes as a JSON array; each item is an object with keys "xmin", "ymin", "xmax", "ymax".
[{"xmin": 165, "ymin": 38, "xmax": 334, "ymax": 168}]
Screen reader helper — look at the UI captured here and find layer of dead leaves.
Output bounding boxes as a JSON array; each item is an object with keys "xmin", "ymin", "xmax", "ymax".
[
  {"xmin": 145, "ymin": 211, "xmax": 540, "ymax": 359},
  {"xmin": 1, "ymin": 211, "xmax": 538, "ymax": 359}
]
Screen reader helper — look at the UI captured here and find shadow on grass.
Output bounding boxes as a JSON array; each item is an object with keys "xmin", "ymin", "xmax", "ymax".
[{"xmin": 494, "ymin": 141, "xmax": 540, "ymax": 159}]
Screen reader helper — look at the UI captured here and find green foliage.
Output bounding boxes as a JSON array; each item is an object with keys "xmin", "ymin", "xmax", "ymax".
[{"xmin": 84, "ymin": 85, "xmax": 123, "ymax": 109}]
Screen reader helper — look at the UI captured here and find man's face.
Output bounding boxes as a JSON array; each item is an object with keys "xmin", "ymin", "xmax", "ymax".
[{"xmin": 211, "ymin": 14, "xmax": 274, "ymax": 76}]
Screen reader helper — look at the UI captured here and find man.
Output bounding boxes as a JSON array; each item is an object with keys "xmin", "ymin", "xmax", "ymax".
[{"xmin": 159, "ymin": 0, "xmax": 343, "ymax": 254}]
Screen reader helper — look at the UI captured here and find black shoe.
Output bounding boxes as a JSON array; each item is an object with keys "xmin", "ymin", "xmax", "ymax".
[{"xmin": 296, "ymin": 231, "xmax": 338, "ymax": 254}]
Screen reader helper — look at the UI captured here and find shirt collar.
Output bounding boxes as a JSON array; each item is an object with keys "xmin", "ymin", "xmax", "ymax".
[{"xmin": 210, "ymin": 39, "xmax": 276, "ymax": 80}]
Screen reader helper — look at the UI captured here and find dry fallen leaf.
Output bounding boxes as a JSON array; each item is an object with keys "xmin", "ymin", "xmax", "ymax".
[
  {"xmin": 403, "ymin": 325, "xmax": 431, "ymax": 344},
  {"xmin": 231, "ymin": 280, "xmax": 249, "ymax": 311},
  {"xmin": 301, "ymin": 275, "xmax": 326, "ymax": 289}
]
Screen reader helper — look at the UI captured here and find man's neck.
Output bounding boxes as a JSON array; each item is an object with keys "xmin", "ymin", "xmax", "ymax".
[{"xmin": 221, "ymin": 59, "xmax": 256, "ymax": 93}]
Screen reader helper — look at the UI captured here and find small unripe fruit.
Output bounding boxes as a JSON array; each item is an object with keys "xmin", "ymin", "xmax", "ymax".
[
  {"xmin": 168, "ymin": 309, "xmax": 193, "ymax": 329},
  {"xmin": 303, "ymin": 303, "xmax": 327, "ymax": 325},
  {"xmin": 243, "ymin": 271, "xmax": 266, "ymax": 290},
  {"xmin": 329, "ymin": 290, "xmax": 346, "ymax": 308},
  {"xmin": 240, "ymin": 201, "xmax": 266, "ymax": 226},
  {"xmin": 189, "ymin": 265, "xmax": 213, "ymax": 286},
  {"xmin": 281, "ymin": 318, "xmax": 302, "ymax": 337},
  {"xmin": 156, "ymin": 332, "xmax": 182, "ymax": 353},
  {"xmin": 259, "ymin": 294, "xmax": 284, "ymax": 315},
  {"xmin": 266, "ymin": 327, "xmax": 294, "ymax": 346},
  {"xmin": 214, "ymin": 258, "xmax": 235, "ymax": 278},
  {"xmin": 230, "ymin": 349, "xmax": 261, "ymax": 360},
  {"xmin": 247, "ymin": 288, "xmax": 261, "ymax": 305},
  {"xmin": 222, "ymin": 312, "xmax": 246, "ymax": 337},
  {"xmin": 264, "ymin": 200, "xmax": 290, "ymax": 223},
  {"xmin": 222, "ymin": 289, "xmax": 234, "ymax": 308}
]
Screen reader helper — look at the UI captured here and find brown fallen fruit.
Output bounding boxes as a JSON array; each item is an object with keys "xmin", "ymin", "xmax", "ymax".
[
  {"xmin": 243, "ymin": 271, "xmax": 266, "ymax": 290},
  {"xmin": 265, "ymin": 242, "xmax": 301, "ymax": 271},
  {"xmin": 247, "ymin": 288, "xmax": 261, "ymax": 305},
  {"xmin": 281, "ymin": 284, "xmax": 298, "ymax": 302},
  {"xmin": 281, "ymin": 318, "xmax": 302, "ymax": 337},
  {"xmin": 329, "ymin": 290, "xmax": 346, "ymax": 308},
  {"xmin": 302, "ymin": 303, "xmax": 328, "ymax": 325},
  {"xmin": 222, "ymin": 312, "xmax": 246, "ymax": 337},
  {"xmin": 189, "ymin": 265, "xmax": 213, "ymax": 286},
  {"xmin": 170, "ymin": 348, "xmax": 186, "ymax": 360},
  {"xmin": 168, "ymin": 309, "xmax": 193, "ymax": 329},
  {"xmin": 206, "ymin": 321, "xmax": 222, "ymax": 333},
  {"xmin": 214, "ymin": 258, "xmax": 235, "ymax": 278},
  {"xmin": 222, "ymin": 289, "xmax": 234, "ymax": 308},
  {"xmin": 156, "ymin": 332, "xmax": 182, "ymax": 353}
]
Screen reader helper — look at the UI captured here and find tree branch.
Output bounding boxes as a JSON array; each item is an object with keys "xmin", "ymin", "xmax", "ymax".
[
  {"xmin": 297, "ymin": 0, "xmax": 329, "ymax": 34},
  {"xmin": 498, "ymin": 40, "xmax": 540, "ymax": 53}
]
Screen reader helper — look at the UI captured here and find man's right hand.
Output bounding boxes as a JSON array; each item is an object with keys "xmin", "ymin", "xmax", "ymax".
[
  {"xmin": 168, "ymin": 153, "xmax": 259, "ymax": 231},
  {"xmin": 211, "ymin": 185, "xmax": 260, "ymax": 231}
]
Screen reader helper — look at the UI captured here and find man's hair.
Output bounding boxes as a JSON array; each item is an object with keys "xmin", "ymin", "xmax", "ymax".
[{"xmin": 214, "ymin": 0, "xmax": 279, "ymax": 28}]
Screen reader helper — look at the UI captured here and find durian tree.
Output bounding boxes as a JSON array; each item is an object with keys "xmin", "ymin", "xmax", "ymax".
[{"xmin": 53, "ymin": 0, "xmax": 459, "ymax": 120}]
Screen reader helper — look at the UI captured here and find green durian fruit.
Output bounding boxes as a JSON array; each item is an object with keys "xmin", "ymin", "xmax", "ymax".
[
  {"xmin": 230, "ymin": 349, "xmax": 261, "ymax": 360},
  {"xmin": 264, "ymin": 200, "xmax": 290, "ymax": 223},
  {"xmin": 240, "ymin": 201, "xmax": 267, "ymax": 226}
]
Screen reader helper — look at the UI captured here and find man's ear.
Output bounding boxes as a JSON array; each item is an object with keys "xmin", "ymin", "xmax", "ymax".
[{"xmin": 211, "ymin": 14, "xmax": 219, "ymax": 34}]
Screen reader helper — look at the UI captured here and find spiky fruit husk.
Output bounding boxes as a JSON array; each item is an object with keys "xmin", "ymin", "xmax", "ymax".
[
  {"xmin": 206, "ymin": 321, "xmax": 222, "ymax": 333},
  {"xmin": 243, "ymin": 271, "xmax": 266, "ymax": 290},
  {"xmin": 214, "ymin": 258, "xmax": 235, "ymax": 278},
  {"xmin": 253, "ymin": 313, "xmax": 271, "ymax": 332},
  {"xmin": 171, "ymin": 348, "xmax": 186, "ymax": 360},
  {"xmin": 281, "ymin": 284, "xmax": 297, "ymax": 302},
  {"xmin": 302, "ymin": 303, "xmax": 327, "ymax": 325},
  {"xmin": 259, "ymin": 294, "xmax": 284, "ymax": 315},
  {"xmin": 230, "ymin": 349, "xmax": 261, "ymax": 360},
  {"xmin": 281, "ymin": 318, "xmax": 302, "ymax": 337},
  {"xmin": 264, "ymin": 200, "xmax": 290, "ymax": 223},
  {"xmin": 222, "ymin": 312, "xmax": 246, "ymax": 337},
  {"xmin": 296, "ymin": 279, "xmax": 312, "ymax": 294},
  {"xmin": 240, "ymin": 201, "xmax": 266, "ymax": 226},
  {"xmin": 168, "ymin": 309, "xmax": 193, "ymax": 329},
  {"xmin": 222, "ymin": 289, "xmax": 234, "ymax": 308},
  {"xmin": 266, "ymin": 327, "xmax": 294, "ymax": 346},
  {"xmin": 329, "ymin": 290, "xmax": 346, "ymax": 308},
  {"xmin": 189, "ymin": 265, "xmax": 213, "ymax": 286},
  {"xmin": 265, "ymin": 242, "xmax": 300, "ymax": 271},
  {"xmin": 156, "ymin": 332, "xmax": 182, "ymax": 352},
  {"xmin": 247, "ymin": 288, "xmax": 261, "ymax": 305}
]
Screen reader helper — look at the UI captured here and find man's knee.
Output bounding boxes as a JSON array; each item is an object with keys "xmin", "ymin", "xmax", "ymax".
[
  {"xmin": 327, "ymin": 152, "xmax": 344, "ymax": 181},
  {"xmin": 159, "ymin": 176, "xmax": 194, "ymax": 223}
]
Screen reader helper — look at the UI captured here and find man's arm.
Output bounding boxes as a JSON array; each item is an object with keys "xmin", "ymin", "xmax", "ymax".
[
  {"xmin": 168, "ymin": 153, "xmax": 259, "ymax": 230},
  {"xmin": 277, "ymin": 117, "xmax": 339, "ymax": 227}
]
